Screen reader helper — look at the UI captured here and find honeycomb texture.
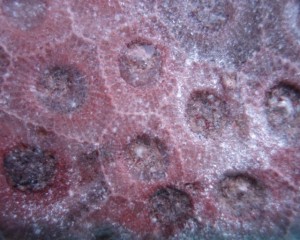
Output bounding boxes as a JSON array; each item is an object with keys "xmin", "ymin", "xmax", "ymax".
[{"xmin": 0, "ymin": 0, "xmax": 299, "ymax": 239}]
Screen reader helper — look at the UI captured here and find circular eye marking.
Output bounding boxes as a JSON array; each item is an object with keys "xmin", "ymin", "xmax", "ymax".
[
  {"xmin": 37, "ymin": 65, "xmax": 87, "ymax": 113},
  {"xmin": 149, "ymin": 186, "xmax": 193, "ymax": 231},
  {"xmin": 219, "ymin": 173, "xmax": 266, "ymax": 218},
  {"xmin": 126, "ymin": 134, "xmax": 169, "ymax": 181},
  {"xmin": 119, "ymin": 39, "xmax": 162, "ymax": 87},
  {"xmin": 3, "ymin": 144, "xmax": 57, "ymax": 192}
]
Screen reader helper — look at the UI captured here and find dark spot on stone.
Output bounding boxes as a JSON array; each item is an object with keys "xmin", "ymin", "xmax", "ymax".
[
  {"xmin": 92, "ymin": 223, "xmax": 132, "ymax": 240},
  {"xmin": 3, "ymin": 144, "xmax": 57, "ymax": 192},
  {"xmin": 149, "ymin": 186, "xmax": 193, "ymax": 233},
  {"xmin": 37, "ymin": 65, "xmax": 87, "ymax": 113},
  {"xmin": 94, "ymin": 226, "xmax": 118, "ymax": 240}
]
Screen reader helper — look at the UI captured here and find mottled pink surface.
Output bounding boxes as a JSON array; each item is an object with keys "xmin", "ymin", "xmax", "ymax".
[{"xmin": 0, "ymin": 0, "xmax": 299, "ymax": 239}]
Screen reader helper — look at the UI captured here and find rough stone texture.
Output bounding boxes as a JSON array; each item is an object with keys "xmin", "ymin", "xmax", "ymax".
[{"xmin": 0, "ymin": 0, "xmax": 299, "ymax": 239}]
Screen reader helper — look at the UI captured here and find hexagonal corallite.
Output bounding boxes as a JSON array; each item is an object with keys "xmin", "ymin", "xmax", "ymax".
[
  {"xmin": 219, "ymin": 172, "xmax": 266, "ymax": 219},
  {"xmin": 265, "ymin": 82, "xmax": 300, "ymax": 138},
  {"xmin": 149, "ymin": 186, "xmax": 194, "ymax": 235},
  {"xmin": 3, "ymin": 144, "xmax": 57, "ymax": 192},
  {"xmin": 185, "ymin": 90, "xmax": 229, "ymax": 138},
  {"xmin": 119, "ymin": 39, "xmax": 163, "ymax": 87},
  {"xmin": 125, "ymin": 134, "xmax": 169, "ymax": 182},
  {"xmin": 37, "ymin": 64, "xmax": 87, "ymax": 113}
]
